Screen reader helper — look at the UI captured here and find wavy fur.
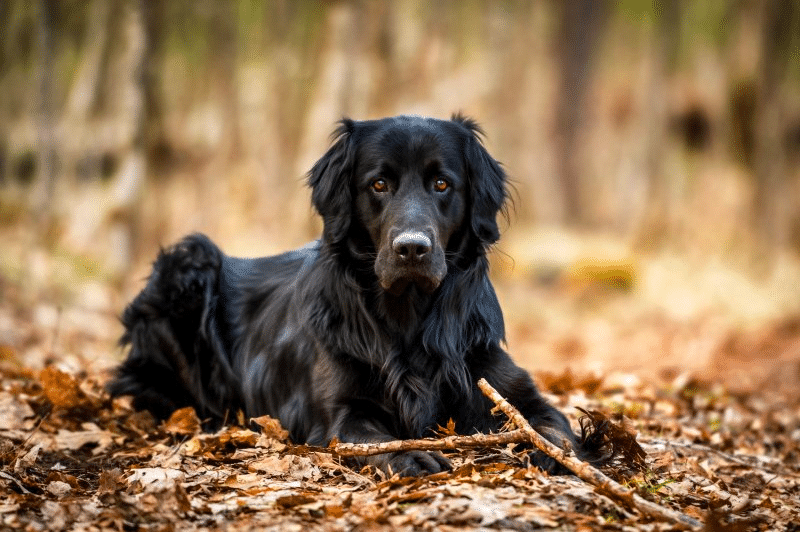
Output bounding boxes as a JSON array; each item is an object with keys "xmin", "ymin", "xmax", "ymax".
[{"xmin": 108, "ymin": 115, "xmax": 601, "ymax": 475}]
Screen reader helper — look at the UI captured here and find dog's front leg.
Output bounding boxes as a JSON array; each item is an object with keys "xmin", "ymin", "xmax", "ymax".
[{"xmin": 332, "ymin": 409, "xmax": 451, "ymax": 476}]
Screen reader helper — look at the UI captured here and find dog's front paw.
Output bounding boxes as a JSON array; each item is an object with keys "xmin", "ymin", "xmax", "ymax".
[{"xmin": 381, "ymin": 450, "xmax": 451, "ymax": 477}]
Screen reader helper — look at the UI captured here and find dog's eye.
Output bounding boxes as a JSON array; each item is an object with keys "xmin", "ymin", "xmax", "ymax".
[
  {"xmin": 371, "ymin": 179, "xmax": 388, "ymax": 193},
  {"xmin": 433, "ymin": 178, "xmax": 449, "ymax": 192}
]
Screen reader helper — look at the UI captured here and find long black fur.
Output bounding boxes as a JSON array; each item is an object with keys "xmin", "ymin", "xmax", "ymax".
[{"xmin": 109, "ymin": 115, "xmax": 601, "ymax": 475}]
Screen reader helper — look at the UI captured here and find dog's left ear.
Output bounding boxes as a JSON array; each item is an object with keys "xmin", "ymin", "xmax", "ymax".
[
  {"xmin": 453, "ymin": 114, "xmax": 507, "ymax": 247},
  {"xmin": 308, "ymin": 119, "xmax": 355, "ymax": 244}
]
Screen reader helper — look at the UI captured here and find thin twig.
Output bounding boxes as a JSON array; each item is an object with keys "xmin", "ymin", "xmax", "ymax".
[
  {"xmin": 477, "ymin": 378, "xmax": 703, "ymax": 531},
  {"xmin": 332, "ymin": 429, "xmax": 529, "ymax": 457},
  {"xmin": 16, "ymin": 406, "xmax": 51, "ymax": 458},
  {"xmin": 0, "ymin": 471, "xmax": 33, "ymax": 495}
]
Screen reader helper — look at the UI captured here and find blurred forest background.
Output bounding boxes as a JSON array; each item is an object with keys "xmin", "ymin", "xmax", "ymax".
[{"xmin": 1, "ymin": 0, "xmax": 800, "ymax": 391}]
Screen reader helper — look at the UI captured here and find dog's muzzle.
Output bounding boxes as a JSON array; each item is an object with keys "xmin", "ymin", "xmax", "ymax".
[{"xmin": 376, "ymin": 229, "xmax": 446, "ymax": 295}]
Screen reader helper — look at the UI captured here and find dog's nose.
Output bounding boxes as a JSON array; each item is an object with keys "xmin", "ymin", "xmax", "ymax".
[{"xmin": 392, "ymin": 231, "xmax": 431, "ymax": 260}]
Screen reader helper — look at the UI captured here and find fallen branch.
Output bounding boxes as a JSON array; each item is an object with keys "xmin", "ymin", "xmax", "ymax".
[
  {"xmin": 477, "ymin": 378, "xmax": 702, "ymax": 531},
  {"xmin": 332, "ymin": 429, "xmax": 529, "ymax": 457}
]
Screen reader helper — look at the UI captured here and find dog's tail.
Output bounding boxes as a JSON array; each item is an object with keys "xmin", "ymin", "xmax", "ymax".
[{"xmin": 108, "ymin": 234, "xmax": 238, "ymax": 424}]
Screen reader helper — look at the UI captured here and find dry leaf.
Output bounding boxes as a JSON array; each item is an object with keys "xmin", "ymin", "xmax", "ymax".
[
  {"xmin": 14, "ymin": 443, "xmax": 42, "ymax": 472},
  {"xmin": 276, "ymin": 493, "xmax": 317, "ymax": 508},
  {"xmin": 217, "ymin": 427, "xmax": 259, "ymax": 447},
  {"xmin": 40, "ymin": 367, "xmax": 88, "ymax": 409},
  {"xmin": 97, "ymin": 468, "xmax": 124, "ymax": 496},
  {"xmin": 0, "ymin": 391, "xmax": 35, "ymax": 431},
  {"xmin": 433, "ymin": 418, "xmax": 458, "ymax": 437},
  {"xmin": 52, "ymin": 423, "xmax": 115, "ymax": 454},
  {"xmin": 250, "ymin": 415, "xmax": 289, "ymax": 441},
  {"xmin": 46, "ymin": 480, "xmax": 71, "ymax": 498},
  {"xmin": 127, "ymin": 468, "xmax": 185, "ymax": 492},
  {"xmin": 162, "ymin": 406, "xmax": 201, "ymax": 436}
]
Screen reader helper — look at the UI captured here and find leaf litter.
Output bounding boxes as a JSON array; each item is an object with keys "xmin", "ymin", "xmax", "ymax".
[
  {"xmin": 0, "ymin": 359, "xmax": 796, "ymax": 531},
  {"xmin": 1, "ymin": 275, "xmax": 799, "ymax": 531}
]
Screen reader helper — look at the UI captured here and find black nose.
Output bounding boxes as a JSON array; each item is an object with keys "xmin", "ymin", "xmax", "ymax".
[{"xmin": 392, "ymin": 231, "xmax": 432, "ymax": 260}]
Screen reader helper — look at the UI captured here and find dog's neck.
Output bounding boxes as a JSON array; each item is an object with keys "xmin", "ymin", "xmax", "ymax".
[
  {"xmin": 373, "ymin": 283, "xmax": 435, "ymax": 337},
  {"xmin": 314, "ymin": 237, "xmax": 498, "ymax": 355}
]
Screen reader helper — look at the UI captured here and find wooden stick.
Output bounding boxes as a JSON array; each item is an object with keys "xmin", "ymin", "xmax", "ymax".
[
  {"xmin": 332, "ymin": 429, "xmax": 529, "ymax": 456},
  {"xmin": 477, "ymin": 378, "xmax": 702, "ymax": 531}
]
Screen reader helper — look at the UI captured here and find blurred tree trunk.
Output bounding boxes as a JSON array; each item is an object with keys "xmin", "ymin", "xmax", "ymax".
[
  {"xmin": 64, "ymin": 1, "xmax": 109, "ymax": 121},
  {"xmin": 32, "ymin": 0, "xmax": 57, "ymax": 216},
  {"xmin": 140, "ymin": 0, "xmax": 164, "ymax": 164},
  {"xmin": 293, "ymin": 2, "xmax": 365, "ymax": 238},
  {"xmin": 634, "ymin": 0, "xmax": 681, "ymax": 245},
  {"xmin": 553, "ymin": 0, "xmax": 607, "ymax": 226},
  {"xmin": 752, "ymin": 0, "xmax": 795, "ymax": 251},
  {"xmin": 61, "ymin": 0, "xmax": 110, "ymax": 191},
  {"xmin": 210, "ymin": 1, "xmax": 241, "ymax": 162},
  {"xmin": 106, "ymin": 0, "xmax": 149, "ymax": 273}
]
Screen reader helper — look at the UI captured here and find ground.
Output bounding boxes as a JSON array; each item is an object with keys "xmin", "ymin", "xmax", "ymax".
[{"xmin": 0, "ymin": 256, "xmax": 799, "ymax": 531}]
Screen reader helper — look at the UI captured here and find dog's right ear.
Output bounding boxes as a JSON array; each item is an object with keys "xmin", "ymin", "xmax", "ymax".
[{"xmin": 308, "ymin": 119, "xmax": 355, "ymax": 244}]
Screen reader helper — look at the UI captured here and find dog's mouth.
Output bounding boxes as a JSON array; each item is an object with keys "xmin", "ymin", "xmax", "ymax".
[{"xmin": 380, "ymin": 271, "xmax": 443, "ymax": 296}]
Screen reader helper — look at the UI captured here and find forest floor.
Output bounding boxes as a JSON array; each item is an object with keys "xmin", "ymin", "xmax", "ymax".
[{"xmin": 1, "ymin": 250, "xmax": 799, "ymax": 531}]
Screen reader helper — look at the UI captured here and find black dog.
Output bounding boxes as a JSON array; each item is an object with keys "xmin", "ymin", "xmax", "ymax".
[{"xmin": 109, "ymin": 115, "xmax": 601, "ymax": 475}]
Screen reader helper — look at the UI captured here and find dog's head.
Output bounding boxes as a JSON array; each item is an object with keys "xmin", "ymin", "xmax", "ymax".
[{"xmin": 308, "ymin": 114, "xmax": 506, "ymax": 295}]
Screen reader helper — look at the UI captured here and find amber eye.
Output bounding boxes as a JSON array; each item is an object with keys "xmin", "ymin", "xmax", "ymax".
[
  {"xmin": 433, "ymin": 178, "xmax": 449, "ymax": 192},
  {"xmin": 371, "ymin": 179, "xmax": 388, "ymax": 193}
]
